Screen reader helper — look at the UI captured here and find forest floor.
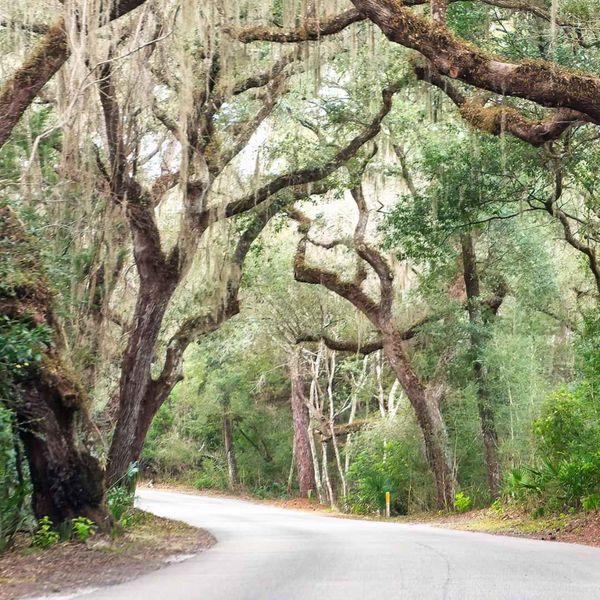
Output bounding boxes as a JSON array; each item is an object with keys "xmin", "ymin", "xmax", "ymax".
[
  {"xmin": 144, "ymin": 481, "xmax": 600, "ymax": 548},
  {"xmin": 0, "ymin": 509, "xmax": 214, "ymax": 600}
]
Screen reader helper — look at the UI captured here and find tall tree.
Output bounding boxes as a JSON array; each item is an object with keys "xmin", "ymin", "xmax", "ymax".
[{"xmin": 292, "ymin": 182, "xmax": 456, "ymax": 507}]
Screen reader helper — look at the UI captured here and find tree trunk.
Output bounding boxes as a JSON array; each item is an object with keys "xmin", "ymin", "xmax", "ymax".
[
  {"xmin": 289, "ymin": 351, "xmax": 317, "ymax": 496},
  {"xmin": 383, "ymin": 334, "xmax": 455, "ymax": 508},
  {"xmin": 223, "ymin": 397, "xmax": 239, "ymax": 489},
  {"xmin": 1, "ymin": 205, "xmax": 109, "ymax": 528},
  {"xmin": 106, "ymin": 278, "xmax": 176, "ymax": 487},
  {"xmin": 17, "ymin": 381, "xmax": 108, "ymax": 527},
  {"xmin": 461, "ymin": 234, "xmax": 501, "ymax": 498}
]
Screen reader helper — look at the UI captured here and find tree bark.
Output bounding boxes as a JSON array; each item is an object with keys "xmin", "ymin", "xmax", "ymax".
[
  {"xmin": 1, "ymin": 205, "xmax": 109, "ymax": 528},
  {"xmin": 106, "ymin": 276, "xmax": 176, "ymax": 487},
  {"xmin": 223, "ymin": 397, "xmax": 239, "ymax": 490},
  {"xmin": 382, "ymin": 333, "xmax": 455, "ymax": 508},
  {"xmin": 0, "ymin": 0, "xmax": 147, "ymax": 150},
  {"xmin": 293, "ymin": 189, "xmax": 456, "ymax": 509},
  {"xmin": 289, "ymin": 351, "xmax": 317, "ymax": 497},
  {"xmin": 460, "ymin": 234, "xmax": 501, "ymax": 498}
]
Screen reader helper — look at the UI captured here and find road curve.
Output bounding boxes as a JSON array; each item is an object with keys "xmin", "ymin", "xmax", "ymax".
[{"xmin": 78, "ymin": 489, "xmax": 600, "ymax": 600}]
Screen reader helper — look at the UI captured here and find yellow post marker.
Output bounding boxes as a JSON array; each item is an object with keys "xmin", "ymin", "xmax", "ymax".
[{"xmin": 385, "ymin": 491, "xmax": 391, "ymax": 518}]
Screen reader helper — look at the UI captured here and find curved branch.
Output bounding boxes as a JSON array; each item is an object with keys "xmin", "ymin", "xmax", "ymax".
[
  {"xmin": 297, "ymin": 333, "xmax": 383, "ymax": 354},
  {"xmin": 349, "ymin": 0, "xmax": 600, "ymax": 123},
  {"xmin": 199, "ymin": 82, "xmax": 399, "ymax": 227},
  {"xmin": 226, "ymin": 9, "xmax": 365, "ymax": 43},
  {"xmin": 293, "ymin": 211, "xmax": 381, "ymax": 324},
  {"xmin": 351, "ymin": 185, "xmax": 394, "ymax": 317},
  {"xmin": 414, "ymin": 63, "xmax": 587, "ymax": 145}
]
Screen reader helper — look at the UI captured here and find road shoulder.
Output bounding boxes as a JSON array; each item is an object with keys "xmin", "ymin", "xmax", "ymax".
[{"xmin": 0, "ymin": 509, "xmax": 215, "ymax": 600}]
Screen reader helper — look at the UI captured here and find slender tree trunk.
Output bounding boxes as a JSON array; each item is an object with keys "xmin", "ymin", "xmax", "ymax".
[
  {"xmin": 223, "ymin": 397, "xmax": 239, "ymax": 489},
  {"xmin": 461, "ymin": 233, "xmax": 501, "ymax": 498},
  {"xmin": 289, "ymin": 351, "xmax": 317, "ymax": 496},
  {"xmin": 382, "ymin": 334, "xmax": 455, "ymax": 508}
]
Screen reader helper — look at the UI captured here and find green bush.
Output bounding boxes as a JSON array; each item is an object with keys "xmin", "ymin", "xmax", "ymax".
[
  {"xmin": 454, "ymin": 492, "xmax": 472, "ymax": 513},
  {"xmin": 504, "ymin": 384, "xmax": 600, "ymax": 513},
  {"xmin": 346, "ymin": 424, "xmax": 423, "ymax": 515},
  {"xmin": 71, "ymin": 517, "xmax": 97, "ymax": 542},
  {"xmin": 107, "ymin": 487, "xmax": 135, "ymax": 523},
  {"xmin": 0, "ymin": 407, "xmax": 30, "ymax": 552},
  {"xmin": 193, "ymin": 460, "xmax": 228, "ymax": 491},
  {"xmin": 32, "ymin": 516, "xmax": 59, "ymax": 548},
  {"xmin": 582, "ymin": 493, "xmax": 600, "ymax": 512}
]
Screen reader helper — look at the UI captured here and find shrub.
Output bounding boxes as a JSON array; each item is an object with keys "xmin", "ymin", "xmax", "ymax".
[
  {"xmin": 32, "ymin": 516, "xmax": 59, "ymax": 548},
  {"xmin": 0, "ymin": 408, "xmax": 30, "ymax": 552},
  {"xmin": 107, "ymin": 487, "xmax": 135, "ymax": 523},
  {"xmin": 193, "ymin": 460, "xmax": 228, "ymax": 491},
  {"xmin": 582, "ymin": 493, "xmax": 600, "ymax": 512},
  {"xmin": 71, "ymin": 517, "xmax": 97, "ymax": 542},
  {"xmin": 454, "ymin": 492, "xmax": 472, "ymax": 513}
]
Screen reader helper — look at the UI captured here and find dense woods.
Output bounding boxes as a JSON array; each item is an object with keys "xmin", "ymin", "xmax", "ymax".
[{"xmin": 1, "ymin": 0, "xmax": 600, "ymax": 547}]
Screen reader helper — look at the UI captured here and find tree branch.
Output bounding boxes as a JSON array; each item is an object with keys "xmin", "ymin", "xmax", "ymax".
[
  {"xmin": 348, "ymin": 0, "xmax": 600, "ymax": 123},
  {"xmin": 206, "ymin": 82, "xmax": 399, "ymax": 225},
  {"xmin": 0, "ymin": 0, "xmax": 147, "ymax": 149},
  {"xmin": 413, "ymin": 63, "xmax": 587, "ymax": 146}
]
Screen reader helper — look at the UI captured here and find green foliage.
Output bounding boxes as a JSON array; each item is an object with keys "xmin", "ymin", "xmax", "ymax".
[
  {"xmin": 0, "ymin": 406, "xmax": 30, "ymax": 552},
  {"xmin": 32, "ymin": 516, "xmax": 59, "ymax": 548},
  {"xmin": 346, "ymin": 423, "xmax": 427, "ymax": 515},
  {"xmin": 107, "ymin": 487, "xmax": 135, "ymax": 523},
  {"xmin": 454, "ymin": 492, "xmax": 472, "ymax": 513},
  {"xmin": 582, "ymin": 493, "xmax": 600, "ymax": 512},
  {"xmin": 193, "ymin": 461, "xmax": 229, "ymax": 491},
  {"xmin": 71, "ymin": 517, "xmax": 97, "ymax": 542}
]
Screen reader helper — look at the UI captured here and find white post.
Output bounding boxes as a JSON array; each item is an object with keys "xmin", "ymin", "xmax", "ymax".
[{"xmin": 385, "ymin": 491, "xmax": 391, "ymax": 518}]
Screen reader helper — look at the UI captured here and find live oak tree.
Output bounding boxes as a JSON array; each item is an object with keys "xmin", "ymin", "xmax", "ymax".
[
  {"xmin": 0, "ymin": 205, "xmax": 109, "ymax": 526},
  {"xmin": 290, "ymin": 172, "xmax": 457, "ymax": 508},
  {"xmin": 230, "ymin": 0, "xmax": 600, "ymax": 135}
]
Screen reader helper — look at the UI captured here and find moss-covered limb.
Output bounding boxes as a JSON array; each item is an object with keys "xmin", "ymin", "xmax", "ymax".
[
  {"xmin": 225, "ymin": 8, "xmax": 366, "ymax": 43},
  {"xmin": 413, "ymin": 63, "xmax": 586, "ymax": 146},
  {"xmin": 230, "ymin": 0, "xmax": 600, "ymax": 124},
  {"xmin": 0, "ymin": 205, "xmax": 109, "ymax": 528},
  {"xmin": 211, "ymin": 82, "xmax": 400, "ymax": 224},
  {"xmin": 0, "ymin": 21, "xmax": 66, "ymax": 152},
  {"xmin": 0, "ymin": 0, "xmax": 148, "ymax": 151},
  {"xmin": 350, "ymin": 0, "xmax": 600, "ymax": 123}
]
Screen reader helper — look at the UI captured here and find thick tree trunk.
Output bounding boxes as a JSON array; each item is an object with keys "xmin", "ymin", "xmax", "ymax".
[
  {"xmin": 17, "ymin": 381, "xmax": 108, "ymax": 527},
  {"xmin": 461, "ymin": 234, "xmax": 501, "ymax": 498},
  {"xmin": 383, "ymin": 334, "xmax": 455, "ymax": 508},
  {"xmin": 1, "ymin": 205, "xmax": 109, "ymax": 528},
  {"xmin": 223, "ymin": 398, "xmax": 239, "ymax": 489},
  {"xmin": 289, "ymin": 351, "xmax": 317, "ymax": 497},
  {"xmin": 106, "ymin": 278, "xmax": 176, "ymax": 487}
]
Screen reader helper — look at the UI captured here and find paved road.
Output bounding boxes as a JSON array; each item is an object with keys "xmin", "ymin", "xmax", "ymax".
[{"xmin": 78, "ymin": 489, "xmax": 600, "ymax": 600}]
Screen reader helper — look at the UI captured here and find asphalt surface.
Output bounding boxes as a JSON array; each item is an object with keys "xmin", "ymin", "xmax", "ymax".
[{"xmin": 76, "ymin": 489, "xmax": 600, "ymax": 600}]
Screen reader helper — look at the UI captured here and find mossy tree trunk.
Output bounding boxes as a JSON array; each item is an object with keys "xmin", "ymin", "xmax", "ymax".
[{"xmin": 0, "ymin": 205, "xmax": 110, "ymax": 529}]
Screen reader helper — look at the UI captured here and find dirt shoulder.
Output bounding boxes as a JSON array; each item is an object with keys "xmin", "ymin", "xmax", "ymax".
[
  {"xmin": 0, "ymin": 509, "xmax": 214, "ymax": 600},
  {"xmin": 145, "ymin": 481, "xmax": 600, "ymax": 548},
  {"xmin": 396, "ymin": 507, "xmax": 600, "ymax": 548}
]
